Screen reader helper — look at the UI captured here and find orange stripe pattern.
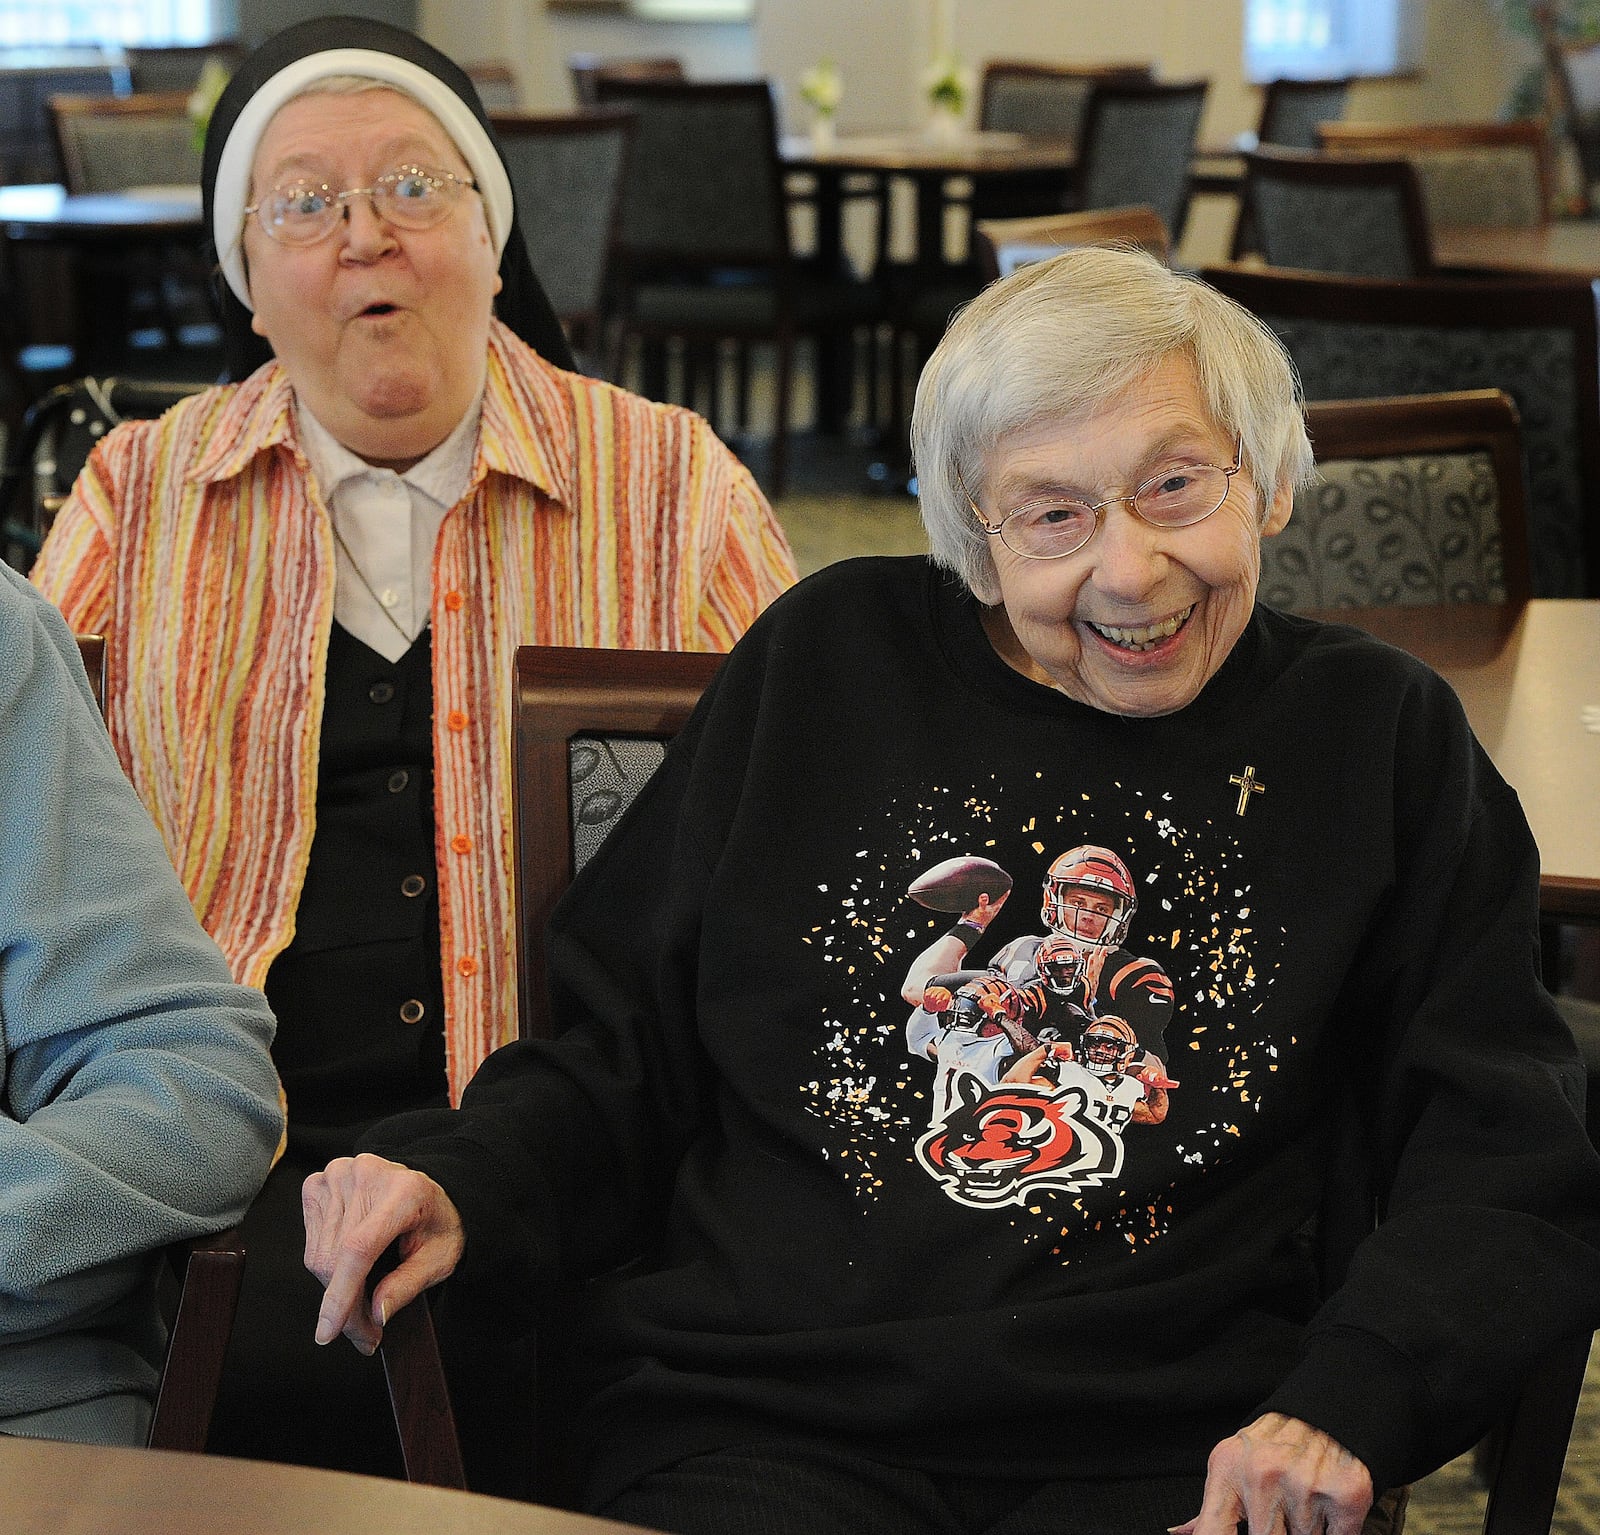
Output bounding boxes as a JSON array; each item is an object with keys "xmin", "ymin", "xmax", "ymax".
[{"xmin": 33, "ymin": 321, "xmax": 795, "ymax": 1102}]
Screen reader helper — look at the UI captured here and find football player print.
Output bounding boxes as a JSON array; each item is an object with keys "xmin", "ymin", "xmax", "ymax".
[{"xmin": 902, "ymin": 845, "xmax": 1179, "ymax": 1209}]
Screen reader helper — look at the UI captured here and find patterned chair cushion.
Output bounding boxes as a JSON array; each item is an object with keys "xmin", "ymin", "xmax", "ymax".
[
  {"xmin": 1406, "ymin": 147, "xmax": 1545, "ymax": 230},
  {"xmin": 71, "ymin": 115, "xmax": 200, "ymax": 191},
  {"xmin": 569, "ymin": 735, "xmax": 667, "ymax": 872},
  {"xmin": 1251, "ymin": 180, "xmax": 1420, "ymax": 278},
  {"xmin": 1080, "ymin": 92, "xmax": 1205, "ymax": 242},
  {"xmin": 1265, "ymin": 316, "xmax": 1584, "ymax": 597},
  {"xmin": 1264, "ymin": 450, "xmax": 1507, "ymax": 611},
  {"xmin": 500, "ymin": 126, "xmax": 630, "ymax": 321},
  {"xmin": 982, "ymin": 76, "xmax": 1094, "ymax": 146}
]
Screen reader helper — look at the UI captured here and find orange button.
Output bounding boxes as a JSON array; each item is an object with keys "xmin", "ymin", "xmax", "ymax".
[
  {"xmin": 444, "ymin": 590, "xmax": 464, "ymax": 612},
  {"xmin": 451, "ymin": 833, "xmax": 473, "ymax": 854},
  {"xmin": 456, "ymin": 955, "xmax": 478, "ymax": 977},
  {"xmin": 447, "ymin": 710, "xmax": 468, "ymax": 731}
]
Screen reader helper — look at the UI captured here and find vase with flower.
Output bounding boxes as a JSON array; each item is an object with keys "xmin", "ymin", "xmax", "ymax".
[{"xmin": 799, "ymin": 60, "xmax": 843, "ymax": 153}]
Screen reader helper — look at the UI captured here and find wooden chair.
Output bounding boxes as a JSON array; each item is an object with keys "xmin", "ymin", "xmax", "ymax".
[
  {"xmin": 125, "ymin": 42, "xmax": 244, "ymax": 96},
  {"xmin": 1241, "ymin": 146, "xmax": 1435, "ymax": 278},
  {"xmin": 568, "ymin": 52, "xmax": 683, "ymax": 108},
  {"xmin": 1202, "ymin": 263, "xmax": 1600, "ymax": 599},
  {"xmin": 1255, "ymin": 76, "xmax": 1353, "ymax": 150},
  {"xmin": 974, "ymin": 205, "xmax": 1170, "ymax": 281},
  {"xmin": 48, "ymin": 90, "xmax": 199, "ymax": 192},
  {"xmin": 72, "ymin": 630, "xmax": 249, "ymax": 1456},
  {"xmin": 513, "ymin": 643, "xmax": 724, "ymax": 1041},
  {"xmin": 1226, "ymin": 78, "xmax": 1355, "ymax": 257},
  {"xmin": 372, "ymin": 644, "xmax": 721, "ymax": 1497},
  {"xmin": 973, "ymin": 61, "xmax": 1154, "ymax": 221},
  {"xmin": 490, "ymin": 110, "xmax": 633, "ymax": 359},
  {"xmin": 147, "ymin": 1231, "xmax": 248, "ymax": 1452},
  {"xmin": 1317, "ymin": 119, "xmax": 1554, "ymax": 231},
  {"xmin": 464, "ymin": 61, "xmax": 521, "ymax": 112},
  {"xmin": 1073, "ymin": 77, "xmax": 1209, "ymax": 244},
  {"xmin": 1269, "ymin": 390, "xmax": 1533, "ymax": 612},
  {"xmin": 594, "ymin": 77, "xmax": 880, "ymax": 495}
]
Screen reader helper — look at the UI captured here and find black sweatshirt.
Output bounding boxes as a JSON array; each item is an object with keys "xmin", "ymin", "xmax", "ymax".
[{"xmin": 368, "ymin": 556, "xmax": 1600, "ymax": 1504}]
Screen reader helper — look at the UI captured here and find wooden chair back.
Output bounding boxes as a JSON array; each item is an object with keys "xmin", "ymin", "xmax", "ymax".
[
  {"xmin": 1255, "ymin": 76, "xmax": 1353, "ymax": 149},
  {"xmin": 1273, "ymin": 390, "xmax": 1533, "ymax": 612},
  {"xmin": 1317, "ymin": 118, "xmax": 1553, "ymax": 230},
  {"xmin": 74, "ymin": 632, "xmax": 104, "ymax": 712},
  {"xmin": 513, "ymin": 644, "xmax": 723, "ymax": 1041},
  {"xmin": 489, "ymin": 109, "xmax": 633, "ymax": 346},
  {"xmin": 1242, "ymin": 146, "xmax": 1435, "ymax": 277},
  {"xmin": 569, "ymin": 53, "xmax": 684, "ymax": 108},
  {"xmin": 1075, "ymin": 77, "xmax": 1208, "ymax": 243},
  {"xmin": 465, "ymin": 61, "xmax": 521, "ymax": 112},
  {"xmin": 126, "ymin": 42, "xmax": 244, "ymax": 95},
  {"xmin": 48, "ymin": 90, "xmax": 199, "ymax": 193},
  {"xmin": 1202, "ymin": 262, "xmax": 1600, "ymax": 598},
  {"xmin": 978, "ymin": 59, "xmax": 1152, "ymax": 144},
  {"xmin": 974, "ymin": 205, "xmax": 1169, "ymax": 280}
]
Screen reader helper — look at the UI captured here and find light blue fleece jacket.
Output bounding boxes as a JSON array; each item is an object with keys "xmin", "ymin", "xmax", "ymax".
[{"xmin": 0, "ymin": 564, "xmax": 280, "ymax": 1442}]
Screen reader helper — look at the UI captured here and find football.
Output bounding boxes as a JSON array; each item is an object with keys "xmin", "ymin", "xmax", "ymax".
[{"xmin": 906, "ymin": 855, "xmax": 1014, "ymax": 913}]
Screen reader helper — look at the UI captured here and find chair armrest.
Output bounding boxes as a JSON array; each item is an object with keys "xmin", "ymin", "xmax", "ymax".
[
  {"xmin": 146, "ymin": 1228, "xmax": 246, "ymax": 1452},
  {"xmin": 1481, "ymin": 1330, "xmax": 1593, "ymax": 1535},
  {"xmin": 379, "ymin": 1295, "xmax": 468, "ymax": 1489}
]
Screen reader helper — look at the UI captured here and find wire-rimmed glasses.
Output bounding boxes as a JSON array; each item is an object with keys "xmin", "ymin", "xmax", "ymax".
[
  {"xmin": 964, "ymin": 438, "xmax": 1245, "ymax": 560},
  {"xmin": 244, "ymin": 164, "xmax": 480, "ymax": 246}
]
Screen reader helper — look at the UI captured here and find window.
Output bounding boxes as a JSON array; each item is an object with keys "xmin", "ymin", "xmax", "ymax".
[
  {"xmin": 0, "ymin": 0, "xmax": 213, "ymax": 48},
  {"xmin": 1244, "ymin": 0, "xmax": 1420, "ymax": 81}
]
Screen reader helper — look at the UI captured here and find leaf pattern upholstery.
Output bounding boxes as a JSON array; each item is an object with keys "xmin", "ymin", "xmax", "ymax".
[
  {"xmin": 68, "ymin": 114, "xmax": 200, "ymax": 191},
  {"xmin": 1259, "ymin": 315, "xmax": 1585, "ymax": 597},
  {"xmin": 1263, "ymin": 451, "xmax": 1506, "ymax": 611},
  {"xmin": 569, "ymin": 737, "xmax": 668, "ymax": 872}
]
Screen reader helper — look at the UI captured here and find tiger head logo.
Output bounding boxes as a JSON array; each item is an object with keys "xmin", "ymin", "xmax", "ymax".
[{"xmin": 916, "ymin": 1071, "xmax": 1123, "ymax": 1208}]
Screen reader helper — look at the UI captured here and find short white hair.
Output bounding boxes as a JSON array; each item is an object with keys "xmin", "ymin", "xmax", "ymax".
[{"xmin": 911, "ymin": 246, "xmax": 1315, "ymax": 604}]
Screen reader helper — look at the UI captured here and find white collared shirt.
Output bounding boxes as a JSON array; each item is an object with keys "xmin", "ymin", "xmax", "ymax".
[{"xmin": 297, "ymin": 392, "xmax": 484, "ymax": 662}]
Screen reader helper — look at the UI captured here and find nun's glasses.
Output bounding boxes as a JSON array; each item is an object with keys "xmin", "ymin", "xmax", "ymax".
[{"xmin": 244, "ymin": 164, "xmax": 481, "ymax": 246}]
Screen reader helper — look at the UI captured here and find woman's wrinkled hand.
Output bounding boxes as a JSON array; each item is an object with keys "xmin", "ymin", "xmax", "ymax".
[
  {"xmin": 301, "ymin": 1153, "xmax": 466, "ymax": 1355},
  {"xmin": 1171, "ymin": 1413, "xmax": 1373, "ymax": 1535}
]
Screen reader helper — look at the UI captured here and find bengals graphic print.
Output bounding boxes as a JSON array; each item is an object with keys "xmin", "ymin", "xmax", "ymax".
[{"xmin": 798, "ymin": 774, "xmax": 1286, "ymax": 1258}]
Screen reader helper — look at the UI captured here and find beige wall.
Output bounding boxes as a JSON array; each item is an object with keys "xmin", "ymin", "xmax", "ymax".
[
  {"xmin": 421, "ymin": 0, "xmax": 1541, "ymax": 132},
  {"xmin": 419, "ymin": 0, "xmax": 1549, "ymax": 258}
]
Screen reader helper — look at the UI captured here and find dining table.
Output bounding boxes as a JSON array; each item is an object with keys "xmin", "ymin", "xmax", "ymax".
[
  {"xmin": 4, "ymin": 1434, "xmax": 658, "ymax": 1535},
  {"xmin": 1432, "ymin": 218, "xmax": 1600, "ymax": 278},
  {"xmin": 780, "ymin": 129, "xmax": 1076, "ymax": 275},
  {"xmin": 1305, "ymin": 599, "xmax": 1600, "ymax": 922},
  {"xmin": 0, "ymin": 181, "xmax": 206, "ymax": 372}
]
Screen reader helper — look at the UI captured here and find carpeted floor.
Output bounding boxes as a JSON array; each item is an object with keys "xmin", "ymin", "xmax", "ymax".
[{"xmin": 1405, "ymin": 1336, "xmax": 1600, "ymax": 1535}]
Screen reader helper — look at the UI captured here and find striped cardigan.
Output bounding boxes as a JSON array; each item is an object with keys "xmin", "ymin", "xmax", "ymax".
[{"xmin": 32, "ymin": 321, "xmax": 796, "ymax": 1103}]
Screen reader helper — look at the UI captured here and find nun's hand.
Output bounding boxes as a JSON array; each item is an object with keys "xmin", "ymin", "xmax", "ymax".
[{"xmin": 302, "ymin": 1153, "xmax": 465, "ymax": 1354}]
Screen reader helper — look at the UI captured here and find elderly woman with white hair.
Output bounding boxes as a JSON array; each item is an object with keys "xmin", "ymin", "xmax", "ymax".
[
  {"xmin": 32, "ymin": 16, "xmax": 793, "ymax": 1472},
  {"xmin": 303, "ymin": 245, "xmax": 1600, "ymax": 1531}
]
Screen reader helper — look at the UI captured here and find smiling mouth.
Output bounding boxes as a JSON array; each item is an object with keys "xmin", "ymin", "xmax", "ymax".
[{"xmin": 1086, "ymin": 605, "xmax": 1195, "ymax": 653}]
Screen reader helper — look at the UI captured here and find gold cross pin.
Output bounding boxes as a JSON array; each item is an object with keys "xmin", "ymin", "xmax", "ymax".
[{"xmin": 1229, "ymin": 765, "xmax": 1265, "ymax": 817}]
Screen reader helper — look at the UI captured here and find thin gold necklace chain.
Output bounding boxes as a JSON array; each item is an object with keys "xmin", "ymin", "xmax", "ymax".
[{"xmin": 328, "ymin": 515, "xmax": 415, "ymax": 646}]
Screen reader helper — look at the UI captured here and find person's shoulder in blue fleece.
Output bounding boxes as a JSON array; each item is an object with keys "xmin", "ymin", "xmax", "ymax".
[{"xmin": 0, "ymin": 563, "xmax": 281, "ymax": 1445}]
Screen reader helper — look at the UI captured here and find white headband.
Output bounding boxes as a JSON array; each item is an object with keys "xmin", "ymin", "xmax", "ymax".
[{"xmin": 212, "ymin": 47, "xmax": 514, "ymax": 310}]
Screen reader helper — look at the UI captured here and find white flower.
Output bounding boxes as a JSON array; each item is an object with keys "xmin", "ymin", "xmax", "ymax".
[{"xmin": 799, "ymin": 59, "xmax": 844, "ymax": 116}]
